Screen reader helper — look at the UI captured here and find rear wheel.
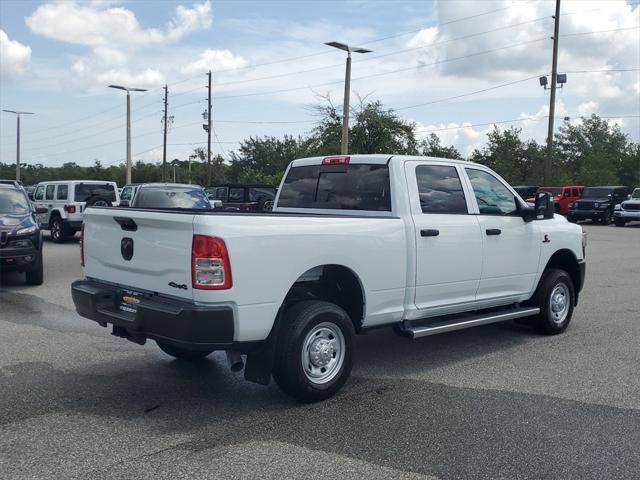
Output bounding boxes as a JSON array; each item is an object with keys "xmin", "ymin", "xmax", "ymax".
[
  {"xmin": 531, "ymin": 268, "xmax": 575, "ymax": 335},
  {"xmin": 49, "ymin": 216, "xmax": 67, "ymax": 243},
  {"xmin": 614, "ymin": 218, "xmax": 626, "ymax": 227},
  {"xmin": 156, "ymin": 341, "xmax": 213, "ymax": 360},
  {"xmin": 273, "ymin": 300, "xmax": 354, "ymax": 403},
  {"xmin": 567, "ymin": 215, "xmax": 577, "ymax": 223}
]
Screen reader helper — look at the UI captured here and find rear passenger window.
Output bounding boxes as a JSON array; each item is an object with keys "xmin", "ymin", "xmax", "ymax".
[
  {"xmin": 45, "ymin": 185, "xmax": 55, "ymax": 200},
  {"xmin": 415, "ymin": 165, "xmax": 467, "ymax": 214},
  {"xmin": 56, "ymin": 184, "xmax": 68, "ymax": 200}
]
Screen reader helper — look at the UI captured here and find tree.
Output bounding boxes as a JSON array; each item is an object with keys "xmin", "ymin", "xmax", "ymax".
[
  {"xmin": 555, "ymin": 115, "xmax": 637, "ymax": 186},
  {"xmin": 420, "ymin": 133, "xmax": 462, "ymax": 159}
]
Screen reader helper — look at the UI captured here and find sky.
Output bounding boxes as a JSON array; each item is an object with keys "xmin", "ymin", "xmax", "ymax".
[{"xmin": 0, "ymin": 0, "xmax": 639, "ymax": 169}]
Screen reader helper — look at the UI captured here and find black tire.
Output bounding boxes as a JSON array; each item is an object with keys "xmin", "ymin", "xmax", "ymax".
[
  {"xmin": 530, "ymin": 268, "xmax": 575, "ymax": 335},
  {"xmin": 602, "ymin": 209, "xmax": 613, "ymax": 225},
  {"xmin": 49, "ymin": 216, "xmax": 67, "ymax": 243},
  {"xmin": 614, "ymin": 218, "xmax": 626, "ymax": 227},
  {"xmin": 86, "ymin": 196, "xmax": 112, "ymax": 208},
  {"xmin": 273, "ymin": 300, "xmax": 354, "ymax": 403},
  {"xmin": 567, "ymin": 215, "xmax": 577, "ymax": 223},
  {"xmin": 25, "ymin": 253, "xmax": 44, "ymax": 286},
  {"xmin": 156, "ymin": 341, "xmax": 213, "ymax": 360}
]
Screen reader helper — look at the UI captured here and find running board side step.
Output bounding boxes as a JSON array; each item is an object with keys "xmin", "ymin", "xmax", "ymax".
[{"xmin": 405, "ymin": 307, "xmax": 540, "ymax": 339}]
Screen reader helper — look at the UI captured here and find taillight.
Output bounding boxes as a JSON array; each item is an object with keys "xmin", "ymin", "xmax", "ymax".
[
  {"xmin": 66, "ymin": 204, "xmax": 76, "ymax": 214},
  {"xmin": 322, "ymin": 155, "xmax": 350, "ymax": 165},
  {"xmin": 80, "ymin": 224, "xmax": 85, "ymax": 267},
  {"xmin": 192, "ymin": 235, "xmax": 232, "ymax": 290}
]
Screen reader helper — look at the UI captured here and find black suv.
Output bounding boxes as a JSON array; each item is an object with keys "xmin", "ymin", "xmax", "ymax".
[
  {"xmin": 0, "ymin": 182, "xmax": 47, "ymax": 285},
  {"xmin": 567, "ymin": 186, "xmax": 630, "ymax": 224},
  {"xmin": 205, "ymin": 184, "xmax": 277, "ymax": 211}
]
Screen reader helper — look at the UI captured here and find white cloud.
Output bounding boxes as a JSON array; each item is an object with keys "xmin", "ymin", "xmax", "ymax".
[
  {"xmin": 96, "ymin": 68, "xmax": 165, "ymax": 89},
  {"xmin": 0, "ymin": 30, "xmax": 32, "ymax": 75},
  {"xmin": 181, "ymin": 49, "xmax": 248, "ymax": 75},
  {"xmin": 26, "ymin": 0, "xmax": 212, "ymax": 47}
]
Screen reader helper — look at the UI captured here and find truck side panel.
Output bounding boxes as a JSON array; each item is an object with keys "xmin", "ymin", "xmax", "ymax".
[{"xmin": 192, "ymin": 214, "xmax": 408, "ymax": 341}]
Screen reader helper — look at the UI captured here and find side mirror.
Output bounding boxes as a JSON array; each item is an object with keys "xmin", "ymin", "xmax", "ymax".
[
  {"xmin": 34, "ymin": 207, "xmax": 48, "ymax": 214},
  {"xmin": 120, "ymin": 200, "xmax": 130, "ymax": 207},
  {"xmin": 534, "ymin": 191, "xmax": 554, "ymax": 220},
  {"xmin": 628, "ymin": 194, "xmax": 632, "ymax": 200}
]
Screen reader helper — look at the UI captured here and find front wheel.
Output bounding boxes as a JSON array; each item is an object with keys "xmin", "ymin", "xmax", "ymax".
[
  {"xmin": 156, "ymin": 341, "xmax": 213, "ymax": 360},
  {"xmin": 602, "ymin": 209, "xmax": 613, "ymax": 225},
  {"xmin": 273, "ymin": 300, "xmax": 354, "ymax": 403},
  {"xmin": 25, "ymin": 254, "xmax": 44, "ymax": 285},
  {"xmin": 531, "ymin": 268, "xmax": 575, "ymax": 335},
  {"xmin": 614, "ymin": 218, "xmax": 626, "ymax": 227}
]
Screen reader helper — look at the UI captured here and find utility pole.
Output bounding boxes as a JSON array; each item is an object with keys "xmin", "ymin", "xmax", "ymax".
[
  {"xmin": 207, "ymin": 70, "xmax": 212, "ymax": 185},
  {"xmin": 108, "ymin": 85, "xmax": 147, "ymax": 185},
  {"xmin": 2, "ymin": 110, "xmax": 34, "ymax": 182},
  {"xmin": 162, "ymin": 85, "xmax": 168, "ymax": 182},
  {"xmin": 325, "ymin": 42, "xmax": 372, "ymax": 155},
  {"xmin": 545, "ymin": 0, "xmax": 561, "ymax": 185}
]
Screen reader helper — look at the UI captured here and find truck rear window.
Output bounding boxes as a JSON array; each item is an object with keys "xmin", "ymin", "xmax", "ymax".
[
  {"xmin": 278, "ymin": 164, "xmax": 391, "ymax": 211},
  {"xmin": 74, "ymin": 184, "xmax": 116, "ymax": 202}
]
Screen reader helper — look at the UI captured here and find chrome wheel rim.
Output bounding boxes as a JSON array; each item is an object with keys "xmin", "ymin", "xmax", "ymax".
[
  {"xmin": 301, "ymin": 322, "xmax": 345, "ymax": 385},
  {"xmin": 51, "ymin": 221, "xmax": 61, "ymax": 240},
  {"xmin": 549, "ymin": 283, "xmax": 570, "ymax": 325}
]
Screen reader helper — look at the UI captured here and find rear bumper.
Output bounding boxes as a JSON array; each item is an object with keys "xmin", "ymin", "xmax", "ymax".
[{"xmin": 71, "ymin": 279, "xmax": 235, "ymax": 349}]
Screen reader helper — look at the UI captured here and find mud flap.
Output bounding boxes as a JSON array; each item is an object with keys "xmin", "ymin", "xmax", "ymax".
[{"xmin": 244, "ymin": 306, "xmax": 284, "ymax": 385}]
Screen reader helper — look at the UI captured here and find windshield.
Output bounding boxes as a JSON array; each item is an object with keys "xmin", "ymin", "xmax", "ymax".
[
  {"xmin": 632, "ymin": 189, "xmax": 640, "ymax": 199},
  {"xmin": 539, "ymin": 187, "xmax": 562, "ymax": 196},
  {"xmin": 132, "ymin": 186, "xmax": 211, "ymax": 209},
  {"xmin": 0, "ymin": 189, "xmax": 30, "ymax": 214},
  {"xmin": 582, "ymin": 187, "xmax": 612, "ymax": 198}
]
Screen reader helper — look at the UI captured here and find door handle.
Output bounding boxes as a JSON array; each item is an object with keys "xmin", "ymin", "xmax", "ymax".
[
  {"xmin": 420, "ymin": 229, "xmax": 440, "ymax": 237},
  {"xmin": 486, "ymin": 228, "xmax": 502, "ymax": 235}
]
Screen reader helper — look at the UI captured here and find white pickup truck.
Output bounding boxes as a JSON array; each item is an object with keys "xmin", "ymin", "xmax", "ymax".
[{"xmin": 72, "ymin": 155, "xmax": 586, "ymax": 402}]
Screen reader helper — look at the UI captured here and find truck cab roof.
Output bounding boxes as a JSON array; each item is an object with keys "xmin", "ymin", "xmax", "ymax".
[{"xmin": 290, "ymin": 154, "xmax": 480, "ymax": 168}]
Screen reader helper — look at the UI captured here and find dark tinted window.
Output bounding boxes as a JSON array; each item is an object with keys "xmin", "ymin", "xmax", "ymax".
[
  {"xmin": 214, "ymin": 187, "xmax": 228, "ymax": 201},
  {"xmin": 278, "ymin": 164, "xmax": 391, "ymax": 211},
  {"xmin": 249, "ymin": 187, "xmax": 276, "ymax": 202},
  {"xmin": 416, "ymin": 165, "xmax": 467, "ymax": 214},
  {"xmin": 56, "ymin": 184, "xmax": 68, "ymax": 200},
  {"xmin": 120, "ymin": 186, "xmax": 133, "ymax": 201},
  {"xmin": 466, "ymin": 168, "xmax": 518, "ymax": 215},
  {"xmin": 132, "ymin": 186, "xmax": 211, "ymax": 209},
  {"xmin": 74, "ymin": 183, "xmax": 116, "ymax": 202},
  {"xmin": 228, "ymin": 188, "xmax": 244, "ymax": 202},
  {"xmin": 34, "ymin": 185, "xmax": 44, "ymax": 201},
  {"xmin": 45, "ymin": 185, "xmax": 55, "ymax": 200}
]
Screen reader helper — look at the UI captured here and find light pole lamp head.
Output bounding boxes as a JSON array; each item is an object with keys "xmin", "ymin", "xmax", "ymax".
[
  {"xmin": 556, "ymin": 73, "xmax": 567, "ymax": 84},
  {"xmin": 325, "ymin": 41, "xmax": 372, "ymax": 54},
  {"xmin": 539, "ymin": 76, "xmax": 548, "ymax": 87},
  {"xmin": 108, "ymin": 85, "xmax": 148, "ymax": 93}
]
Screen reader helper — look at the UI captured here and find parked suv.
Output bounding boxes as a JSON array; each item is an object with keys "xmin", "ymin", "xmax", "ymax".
[
  {"xmin": 526, "ymin": 186, "xmax": 583, "ymax": 215},
  {"xmin": 614, "ymin": 188, "xmax": 640, "ymax": 226},
  {"xmin": 32, "ymin": 181, "xmax": 119, "ymax": 242},
  {"xmin": 118, "ymin": 183, "xmax": 141, "ymax": 207},
  {"xmin": 0, "ymin": 182, "xmax": 46, "ymax": 285},
  {"xmin": 567, "ymin": 186, "xmax": 630, "ymax": 224},
  {"xmin": 205, "ymin": 184, "xmax": 276, "ymax": 211}
]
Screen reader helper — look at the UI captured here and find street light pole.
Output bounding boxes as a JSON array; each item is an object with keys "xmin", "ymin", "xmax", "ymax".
[
  {"xmin": 2, "ymin": 110, "xmax": 34, "ymax": 183},
  {"xmin": 545, "ymin": 0, "xmax": 561, "ymax": 185},
  {"xmin": 108, "ymin": 85, "xmax": 147, "ymax": 184},
  {"xmin": 325, "ymin": 42, "xmax": 372, "ymax": 155}
]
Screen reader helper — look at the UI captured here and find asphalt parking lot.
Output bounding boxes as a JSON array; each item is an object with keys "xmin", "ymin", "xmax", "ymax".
[{"xmin": 1, "ymin": 224, "xmax": 639, "ymax": 479}]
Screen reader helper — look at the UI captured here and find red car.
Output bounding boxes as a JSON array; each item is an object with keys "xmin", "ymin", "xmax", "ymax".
[{"xmin": 527, "ymin": 186, "xmax": 584, "ymax": 215}]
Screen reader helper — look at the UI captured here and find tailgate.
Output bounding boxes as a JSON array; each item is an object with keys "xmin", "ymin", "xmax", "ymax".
[{"xmin": 83, "ymin": 209, "xmax": 195, "ymax": 300}]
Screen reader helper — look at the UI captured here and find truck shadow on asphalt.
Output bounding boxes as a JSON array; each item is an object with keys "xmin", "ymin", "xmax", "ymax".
[{"xmin": 2, "ymin": 292, "xmax": 639, "ymax": 479}]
